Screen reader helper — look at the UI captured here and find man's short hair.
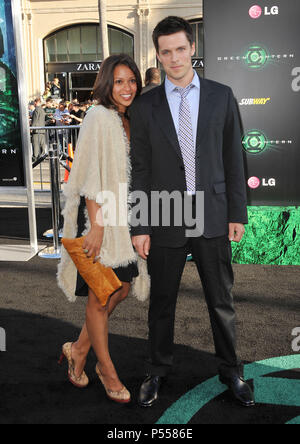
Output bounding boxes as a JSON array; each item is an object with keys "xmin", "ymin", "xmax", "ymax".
[
  {"xmin": 152, "ymin": 16, "xmax": 194, "ymax": 53},
  {"xmin": 145, "ymin": 68, "xmax": 161, "ymax": 86}
]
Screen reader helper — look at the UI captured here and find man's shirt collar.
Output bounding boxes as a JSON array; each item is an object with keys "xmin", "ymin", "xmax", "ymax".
[{"xmin": 165, "ymin": 70, "xmax": 200, "ymax": 95}]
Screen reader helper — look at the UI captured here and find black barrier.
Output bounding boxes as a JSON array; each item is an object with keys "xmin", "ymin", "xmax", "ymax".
[
  {"xmin": 30, "ymin": 125, "xmax": 79, "ymax": 190},
  {"xmin": 204, "ymin": 0, "xmax": 300, "ymax": 205},
  {"xmin": 29, "ymin": 126, "xmax": 80, "ymax": 259},
  {"xmin": 30, "ymin": 125, "xmax": 79, "ymax": 169},
  {"xmin": 38, "ymin": 143, "xmax": 61, "ymax": 259}
]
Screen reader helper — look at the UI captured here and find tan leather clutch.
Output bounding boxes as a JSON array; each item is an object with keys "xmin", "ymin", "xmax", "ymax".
[{"xmin": 61, "ymin": 236, "xmax": 122, "ymax": 306}]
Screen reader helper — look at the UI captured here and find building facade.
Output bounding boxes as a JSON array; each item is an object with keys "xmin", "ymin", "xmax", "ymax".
[{"xmin": 21, "ymin": 0, "xmax": 203, "ymax": 101}]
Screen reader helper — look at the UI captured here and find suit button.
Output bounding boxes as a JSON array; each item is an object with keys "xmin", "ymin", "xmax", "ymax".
[{"xmin": 180, "ymin": 165, "xmax": 185, "ymax": 171}]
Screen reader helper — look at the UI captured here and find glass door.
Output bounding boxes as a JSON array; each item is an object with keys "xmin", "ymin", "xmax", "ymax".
[
  {"xmin": 69, "ymin": 72, "xmax": 97, "ymax": 102},
  {"xmin": 45, "ymin": 72, "xmax": 68, "ymax": 101}
]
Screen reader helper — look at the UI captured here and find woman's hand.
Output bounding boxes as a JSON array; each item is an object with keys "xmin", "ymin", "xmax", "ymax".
[
  {"xmin": 83, "ymin": 199, "xmax": 104, "ymax": 262},
  {"xmin": 83, "ymin": 223, "xmax": 104, "ymax": 263}
]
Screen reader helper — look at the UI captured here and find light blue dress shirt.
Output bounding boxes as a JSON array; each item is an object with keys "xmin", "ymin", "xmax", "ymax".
[
  {"xmin": 165, "ymin": 71, "xmax": 200, "ymax": 150},
  {"xmin": 54, "ymin": 108, "xmax": 70, "ymax": 127}
]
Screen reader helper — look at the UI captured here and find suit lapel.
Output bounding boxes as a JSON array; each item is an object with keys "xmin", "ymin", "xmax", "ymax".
[
  {"xmin": 152, "ymin": 78, "xmax": 216, "ymax": 160},
  {"xmin": 152, "ymin": 84, "xmax": 183, "ymax": 161},
  {"xmin": 196, "ymin": 77, "xmax": 215, "ymax": 150}
]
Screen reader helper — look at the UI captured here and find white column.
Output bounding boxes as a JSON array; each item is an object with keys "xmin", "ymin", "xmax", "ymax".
[
  {"xmin": 98, "ymin": 0, "xmax": 110, "ymax": 60},
  {"xmin": 136, "ymin": 1, "xmax": 151, "ymax": 78}
]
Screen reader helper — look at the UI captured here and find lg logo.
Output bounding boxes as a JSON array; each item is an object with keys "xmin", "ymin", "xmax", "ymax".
[
  {"xmin": 249, "ymin": 5, "xmax": 279, "ymax": 19},
  {"xmin": 0, "ymin": 327, "xmax": 6, "ymax": 352},
  {"xmin": 264, "ymin": 6, "xmax": 279, "ymax": 15},
  {"xmin": 291, "ymin": 67, "xmax": 300, "ymax": 92},
  {"xmin": 262, "ymin": 178, "xmax": 276, "ymax": 187},
  {"xmin": 248, "ymin": 177, "xmax": 276, "ymax": 189}
]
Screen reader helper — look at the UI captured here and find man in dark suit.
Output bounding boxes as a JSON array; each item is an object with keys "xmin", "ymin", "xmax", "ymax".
[
  {"xmin": 130, "ymin": 16, "xmax": 255, "ymax": 408},
  {"xmin": 142, "ymin": 68, "xmax": 161, "ymax": 95},
  {"xmin": 31, "ymin": 98, "xmax": 46, "ymax": 161}
]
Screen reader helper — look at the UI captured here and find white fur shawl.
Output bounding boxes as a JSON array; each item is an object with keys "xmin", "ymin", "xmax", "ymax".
[{"xmin": 57, "ymin": 105, "xmax": 150, "ymax": 303}]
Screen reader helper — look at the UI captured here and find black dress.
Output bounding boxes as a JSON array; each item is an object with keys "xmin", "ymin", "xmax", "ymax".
[{"xmin": 75, "ymin": 197, "xmax": 138, "ymax": 297}]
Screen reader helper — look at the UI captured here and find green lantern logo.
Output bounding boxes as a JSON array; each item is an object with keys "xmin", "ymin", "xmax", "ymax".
[
  {"xmin": 242, "ymin": 130, "xmax": 268, "ymax": 154},
  {"xmin": 245, "ymin": 45, "xmax": 268, "ymax": 69},
  {"xmin": 156, "ymin": 355, "xmax": 300, "ymax": 425}
]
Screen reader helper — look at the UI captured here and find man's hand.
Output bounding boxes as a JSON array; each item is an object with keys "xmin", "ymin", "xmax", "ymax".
[
  {"xmin": 229, "ymin": 223, "xmax": 245, "ymax": 243},
  {"xmin": 132, "ymin": 235, "xmax": 151, "ymax": 260}
]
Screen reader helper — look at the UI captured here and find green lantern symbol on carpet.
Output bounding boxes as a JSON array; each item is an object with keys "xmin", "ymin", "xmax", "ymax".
[
  {"xmin": 157, "ymin": 355, "xmax": 300, "ymax": 425},
  {"xmin": 245, "ymin": 45, "xmax": 268, "ymax": 69},
  {"xmin": 242, "ymin": 130, "xmax": 268, "ymax": 154}
]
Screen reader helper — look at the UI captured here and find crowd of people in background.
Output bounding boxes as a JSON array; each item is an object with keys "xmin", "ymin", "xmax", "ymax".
[
  {"xmin": 29, "ymin": 78, "xmax": 95, "ymax": 162},
  {"xmin": 29, "ymin": 69, "xmax": 161, "ymax": 162}
]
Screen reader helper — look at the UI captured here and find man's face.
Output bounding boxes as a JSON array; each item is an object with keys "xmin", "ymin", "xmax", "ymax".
[{"xmin": 157, "ymin": 31, "xmax": 195, "ymax": 84}]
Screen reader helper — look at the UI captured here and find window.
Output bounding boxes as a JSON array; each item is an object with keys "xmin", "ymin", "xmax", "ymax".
[
  {"xmin": 109, "ymin": 27, "xmax": 134, "ymax": 56},
  {"xmin": 190, "ymin": 20, "xmax": 204, "ymax": 76},
  {"xmin": 191, "ymin": 20, "xmax": 204, "ymax": 59},
  {"xmin": 68, "ymin": 27, "xmax": 81, "ymax": 62},
  {"xmin": 44, "ymin": 24, "xmax": 134, "ymax": 63}
]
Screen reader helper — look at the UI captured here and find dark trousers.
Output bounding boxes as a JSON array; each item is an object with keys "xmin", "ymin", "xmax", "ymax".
[
  {"xmin": 32, "ymin": 133, "xmax": 46, "ymax": 159},
  {"xmin": 146, "ymin": 235, "xmax": 242, "ymax": 378}
]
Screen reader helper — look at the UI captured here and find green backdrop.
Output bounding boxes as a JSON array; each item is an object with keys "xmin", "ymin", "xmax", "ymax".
[{"xmin": 232, "ymin": 207, "xmax": 300, "ymax": 265}]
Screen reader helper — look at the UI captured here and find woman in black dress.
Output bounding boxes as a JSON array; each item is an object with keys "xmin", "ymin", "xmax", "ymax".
[{"xmin": 58, "ymin": 55, "xmax": 142, "ymax": 404}]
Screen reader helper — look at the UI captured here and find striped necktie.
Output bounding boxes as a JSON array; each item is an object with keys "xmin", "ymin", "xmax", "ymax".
[{"xmin": 176, "ymin": 84, "xmax": 196, "ymax": 195}]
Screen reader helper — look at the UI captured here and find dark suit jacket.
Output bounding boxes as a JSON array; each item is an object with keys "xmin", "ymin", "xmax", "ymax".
[
  {"xmin": 130, "ymin": 76, "xmax": 248, "ymax": 247},
  {"xmin": 31, "ymin": 106, "xmax": 46, "ymax": 134},
  {"xmin": 141, "ymin": 83, "xmax": 160, "ymax": 95}
]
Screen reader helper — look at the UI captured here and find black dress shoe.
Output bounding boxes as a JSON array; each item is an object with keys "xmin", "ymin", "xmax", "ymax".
[
  {"xmin": 220, "ymin": 375, "xmax": 255, "ymax": 407},
  {"xmin": 138, "ymin": 375, "xmax": 163, "ymax": 408}
]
